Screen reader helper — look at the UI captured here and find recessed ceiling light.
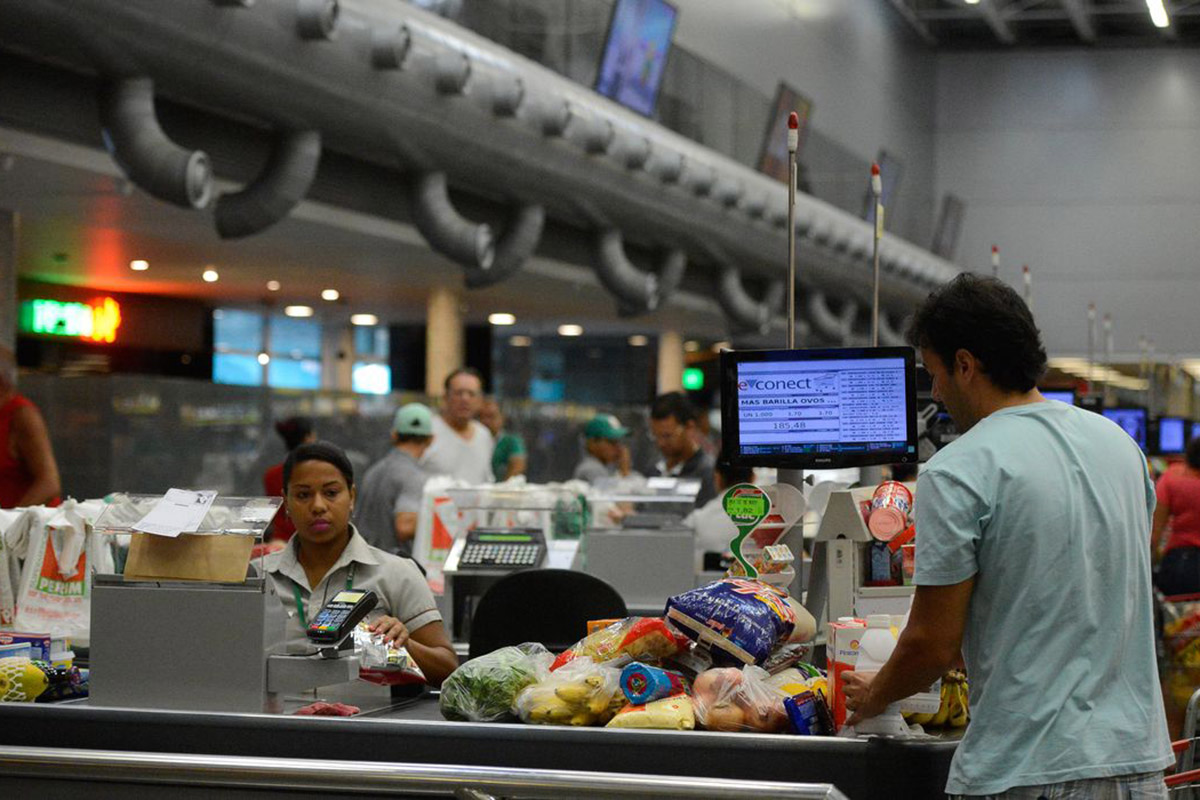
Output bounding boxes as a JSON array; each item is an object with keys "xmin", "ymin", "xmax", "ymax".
[
  {"xmin": 684, "ymin": 340, "xmax": 701, "ymax": 352},
  {"xmin": 558, "ymin": 324, "xmax": 583, "ymax": 337},
  {"xmin": 202, "ymin": 268, "xmax": 219, "ymax": 283},
  {"xmin": 284, "ymin": 305, "xmax": 314, "ymax": 318},
  {"xmin": 321, "ymin": 289, "xmax": 340, "ymax": 301},
  {"xmin": 628, "ymin": 334, "xmax": 649, "ymax": 347},
  {"xmin": 488, "ymin": 312, "xmax": 517, "ymax": 326},
  {"xmin": 266, "ymin": 280, "xmax": 281, "ymax": 292},
  {"xmin": 130, "ymin": 259, "xmax": 149, "ymax": 272},
  {"xmin": 509, "ymin": 335, "xmax": 532, "ymax": 347},
  {"xmin": 256, "ymin": 352, "xmax": 270, "ymax": 365},
  {"xmin": 350, "ymin": 313, "xmax": 379, "ymax": 326}
]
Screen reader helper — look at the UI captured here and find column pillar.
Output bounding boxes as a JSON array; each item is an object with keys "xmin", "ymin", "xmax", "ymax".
[
  {"xmin": 0, "ymin": 210, "xmax": 18, "ymax": 353},
  {"xmin": 322, "ymin": 322, "xmax": 354, "ymax": 392},
  {"xmin": 426, "ymin": 285, "xmax": 463, "ymax": 397},
  {"xmin": 657, "ymin": 329, "xmax": 684, "ymax": 394}
]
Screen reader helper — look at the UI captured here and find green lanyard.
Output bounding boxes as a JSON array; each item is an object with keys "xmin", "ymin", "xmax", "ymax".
[{"xmin": 293, "ymin": 563, "xmax": 357, "ymax": 630}]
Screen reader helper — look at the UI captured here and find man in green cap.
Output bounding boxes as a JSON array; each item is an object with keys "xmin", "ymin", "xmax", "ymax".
[
  {"xmin": 355, "ymin": 403, "xmax": 435, "ymax": 557},
  {"xmin": 573, "ymin": 413, "xmax": 633, "ymax": 484}
]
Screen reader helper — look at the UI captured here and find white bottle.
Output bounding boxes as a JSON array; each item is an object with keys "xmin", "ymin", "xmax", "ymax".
[{"xmin": 851, "ymin": 614, "xmax": 909, "ymax": 735}]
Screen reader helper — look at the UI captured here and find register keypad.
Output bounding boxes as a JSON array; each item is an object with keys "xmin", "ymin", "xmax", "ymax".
[{"xmin": 461, "ymin": 543, "xmax": 540, "ymax": 567}]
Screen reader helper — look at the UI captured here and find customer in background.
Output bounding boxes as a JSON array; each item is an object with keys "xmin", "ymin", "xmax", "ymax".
[
  {"xmin": 264, "ymin": 440, "xmax": 456, "ymax": 686},
  {"xmin": 649, "ymin": 392, "xmax": 715, "ymax": 507},
  {"xmin": 421, "ymin": 368, "xmax": 494, "ymax": 484},
  {"xmin": 479, "ymin": 397, "xmax": 526, "ymax": 482},
  {"xmin": 683, "ymin": 458, "xmax": 752, "ymax": 572},
  {"xmin": 263, "ymin": 416, "xmax": 316, "ymax": 541},
  {"xmin": 843, "ymin": 274, "xmax": 1172, "ymax": 798},
  {"xmin": 0, "ymin": 344, "xmax": 60, "ymax": 508},
  {"xmin": 573, "ymin": 413, "xmax": 633, "ymax": 484},
  {"xmin": 355, "ymin": 404, "xmax": 434, "ymax": 558},
  {"xmin": 1152, "ymin": 436, "xmax": 1200, "ymax": 596}
]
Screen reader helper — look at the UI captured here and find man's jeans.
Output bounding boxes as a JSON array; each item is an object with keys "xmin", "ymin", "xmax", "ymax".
[{"xmin": 951, "ymin": 771, "xmax": 1168, "ymax": 800}]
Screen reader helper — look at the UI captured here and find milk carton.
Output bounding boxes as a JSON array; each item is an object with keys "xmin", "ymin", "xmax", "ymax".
[{"xmin": 826, "ymin": 617, "xmax": 865, "ymax": 729}]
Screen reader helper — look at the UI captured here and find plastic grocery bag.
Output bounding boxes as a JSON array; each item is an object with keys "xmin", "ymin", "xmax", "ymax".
[
  {"xmin": 665, "ymin": 579, "xmax": 814, "ymax": 667},
  {"xmin": 439, "ymin": 642, "xmax": 554, "ymax": 722},
  {"xmin": 691, "ymin": 665, "xmax": 789, "ymax": 733},
  {"xmin": 550, "ymin": 617, "xmax": 691, "ymax": 671},
  {"xmin": 0, "ymin": 509, "xmax": 25, "ymax": 628},
  {"xmin": 513, "ymin": 656, "xmax": 624, "ymax": 726}
]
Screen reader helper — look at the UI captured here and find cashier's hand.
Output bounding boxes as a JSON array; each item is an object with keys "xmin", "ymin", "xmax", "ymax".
[
  {"xmin": 843, "ymin": 671, "xmax": 886, "ymax": 726},
  {"xmin": 369, "ymin": 615, "xmax": 410, "ymax": 648}
]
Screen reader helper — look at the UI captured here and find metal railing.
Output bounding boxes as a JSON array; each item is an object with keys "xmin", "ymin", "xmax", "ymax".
[{"xmin": 0, "ymin": 745, "xmax": 849, "ymax": 799}]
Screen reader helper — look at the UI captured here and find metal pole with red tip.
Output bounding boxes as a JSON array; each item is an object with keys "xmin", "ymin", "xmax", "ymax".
[
  {"xmin": 871, "ymin": 162, "xmax": 882, "ymax": 347},
  {"xmin": 991, "ymin": 245, "xmax": 1000, "ymax": 278},
  {"xmin": 787, "ymin": 111, "xmax": 800, "ymax": 350}
]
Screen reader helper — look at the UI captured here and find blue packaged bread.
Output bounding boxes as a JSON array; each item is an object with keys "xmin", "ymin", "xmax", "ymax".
[{"xmin": 665, "ymin": 578, "xmax": 799, "ymax": 667}]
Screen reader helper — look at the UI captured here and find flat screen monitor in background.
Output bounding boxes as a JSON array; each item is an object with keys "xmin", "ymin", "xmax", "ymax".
[
  {"xmin": 1041, "ymin": 389, "xmax": 1076, "ymax": 405},
  {"xmin": 1101, "ymin": 407, "xmax": 1148, "ymax": 451},
  {"xmin": 1156, "ymin": 416, "xmax": 1187, "ymax": 455},
  {"xmin": 931, "ymin": 193, "xmax": 966, "ymax": 261},
  {"xmin": 719, "ymin": 346, "xmax": 918, "ymax": 470},
  {"xmin": 862, "ymin": 150, "xmax": 903, "ymax": 230},
  {"xmin": 757, "ymin": 82, "xmax": 813, "ymax": 184},
  {"xmin": 1192, "ymin": 420, "xmax": 1200, "ymax": 445},
  {"xmin": 594, "ymin": 0, "xmax": 678, "ymax": 117}
]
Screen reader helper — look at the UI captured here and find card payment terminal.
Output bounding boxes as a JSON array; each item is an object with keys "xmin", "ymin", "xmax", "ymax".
[
  {"xmin": 458, "ymin": 528, "xmax": 546, "ymax": 570},
  {"xmin": 305, "ymin": 589, "xmax": 378, "ymax": 645}
]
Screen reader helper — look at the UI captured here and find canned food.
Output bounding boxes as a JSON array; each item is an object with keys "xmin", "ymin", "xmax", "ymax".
[{"xmin": 868, "ymin": 481, "xmax": 913, "ymax": 541}]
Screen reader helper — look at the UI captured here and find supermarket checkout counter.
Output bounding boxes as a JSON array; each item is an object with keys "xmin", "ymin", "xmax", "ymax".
[{"xmin": 0, "ymin": 683, "xmax": 959, "ymax": 800}]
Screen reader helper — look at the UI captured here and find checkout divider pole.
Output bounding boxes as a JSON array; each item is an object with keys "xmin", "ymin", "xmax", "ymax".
[{"xmin": 781, "ymin": 114, "xmax": 808, "ymax": 604}]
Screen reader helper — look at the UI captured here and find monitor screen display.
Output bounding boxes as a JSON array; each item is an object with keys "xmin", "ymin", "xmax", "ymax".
[
  {"xmin": 719, "ymin": 346, "xmax": 918, "ymax": 469},
  {"xmin": 1041, "ymin": 389, "xmax": 1076, "ymax": 405},
  {"xmin": 757, "ymin": 82, "xmax": 813, "ymax": 184},
  {"xmin": 1193, "ymin": 421, "xmax": 1200, "ymax": 445},
  {"xmin": 1158, "ymin": 417, "xmax": 1186, "ymax": 455},
  {"xmin": 1101, "ymin": 407, "xmax": 1147, "ymax": 451},
  {"xmin": 594, "ymin": 0, "xmax": 678, "ymax": 117}
]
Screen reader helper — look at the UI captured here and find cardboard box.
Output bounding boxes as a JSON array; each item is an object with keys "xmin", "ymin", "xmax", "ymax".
[
  {"xmin": 827, "ymin": 619, "xmax": 865, "ymax": 730},
  {"xmin": 124, "ymin": 532, "xmax": 254, "ymax": 582},
  {"xmin": 0, "ymin": 631, "xmax": 52, "ymax": 661}
]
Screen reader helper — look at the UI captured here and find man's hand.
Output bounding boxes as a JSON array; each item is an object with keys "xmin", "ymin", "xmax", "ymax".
[
  {"xmin": 369, "ymin": 615, "xmax": 410, "ymax": 648},
  {"xmin": 843, "ymin": 670, "xmax": 888, "ymax": 726}
]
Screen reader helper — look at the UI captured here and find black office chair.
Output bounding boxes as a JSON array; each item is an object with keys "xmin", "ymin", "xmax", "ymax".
[{"xmin": 467, "ymin": 568, "xmax": 627, "ymax": 660}]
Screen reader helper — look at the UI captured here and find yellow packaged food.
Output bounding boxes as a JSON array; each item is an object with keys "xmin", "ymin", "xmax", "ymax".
[{"xmin": 605, "ymin": 695, "xmax": 695, "ymax": 730}]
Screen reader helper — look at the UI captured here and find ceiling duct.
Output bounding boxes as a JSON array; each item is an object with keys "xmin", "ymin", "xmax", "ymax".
[
  {"xmin": 370, "ymin": 25, "xmax": 411, "ymax": 70},
  {"xmin": 807, "ymin": 291, "xmax": 858, "ymax": 346},
  {"xmin": 877, "ymin": 311, "xmax": 908, "ymax": 348},
  {"xmin": 409, "ymin": 171, "xmax": 495, "ymax": 270},
  {"xmin": 296, "ymin": 0, "xmax": 338, "ymax": 40},
  {"xmin": 462, "ymin": 204, "xmax": 544, "ymax": 289},
  {"xmin": 595, "ymin": 229, "xmax": 686, "ymax": 316},
  {"xmin": 713, "ymin": 266, "xmax": 785, "ymax": 335},
  {"xmin": 215, "ymin": 129, "xmax": 321, "ymax": 239},
  {"xmin": 98, "ymin": 76, "xmax": 213, "ymax": 209}
]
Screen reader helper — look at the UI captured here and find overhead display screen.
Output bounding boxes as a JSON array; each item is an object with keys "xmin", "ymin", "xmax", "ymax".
[
  {"xmin": 1041, "ymin": 389, "xmax": 1076, "ymax": 405},
  {"xmin": 1102, "ymin": 407, "xmax": 1147, "ymax": 451},
  {"xmin": 1157, "ymin": 416, "xmax": 1186, "ymax": 455},
  {"xmin": 594, "ymin": 0, "xmax": 678, "ymax": 117},
  {"xmin": 720, "ymin": 347, "xmax": 918, "ymax": 469}
]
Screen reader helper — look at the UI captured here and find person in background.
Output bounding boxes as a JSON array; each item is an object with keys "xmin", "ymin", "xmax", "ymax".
[
  {"xmin": 263, "ymin": 416, "xmax": 316, "ymax": 541},
  {"xmin": 0, "ymin": 344, "xmax": 60, "ymax": 508},
  {"xmin": 421, "ymin": 367, "xmax": 494, "ymax": 484},
  {"xmin": 355, "ymin": 404, "xmax": 434, "ymax": 558},
  {"xmin": 683, "ymin": 458, "xmax": 752, "ymax": 573},
  {"xmin": 573, "ymin": 413, "xmax": 633, "ymax": 484},
  {"xmin": 843, "ymin": 274, "xmax": 1172, "ymax": 798},
  {"xmin": 479, "ymin": 397, "xmax": 526, "ymax": 482},
  {"xmin": 264, "ymin": 441, "xmax": 456, "ymax": 686},
  {"xmin": 649, "ymin": 391, "xmax": 716, "ymax": 507},
  {"xmin": 1152, "ymin": 436, "xmax": 1200, "ymax": 596}
]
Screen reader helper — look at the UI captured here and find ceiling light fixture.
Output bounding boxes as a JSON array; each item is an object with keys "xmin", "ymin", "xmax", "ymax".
[
  {"xmin": 1147, "ymin": 0, "xmax": 1170, "ymax": 28},
  {"xmin": 321, "ymin": 289, "xmax": 340, "ymax": 301},
  {"xmin": 558, "ymin": 324, "xmax": 583, "ymax": 337},
  {"xmin": 266, "ymin": 280, "xmax": 281, "ymax": 292},
  {"xmin": 202, "ymin": 268, "xmax": 219, "ymax": 283},
  {"xmin": 129, "ymin": 259, "xmax": 149, "ymax": 272},
  {"xmin": 350, "ymin": 313, "xmax": 379, "ymax": 326},
  {"xmin": 683, "ymin": 340, "xmax": 701, "ymax": 352},
  {"xmin": 711, "ymin": 341, "xmax": 732, "ymax": 352},
  {"xmin": 509, "ymin": 335, "xmax": 532, "ymax": 347},
  {"xmin": 488, "ymin": 312, "xmax": 517, "ymax": 326},
  {"xmin": 964, "ymin": 0, "xmax": 981, "ymax": 5},
  {"xmin": 628, "ymin": 334, "xmax": 649, "ymax": 347},
  {"xmin": 284, "ymin": 305, "xmax": 314, "ymax": 318},
  {"xmin": 256, "ymin": 352, "xmax": 271, "ymax": 366}
]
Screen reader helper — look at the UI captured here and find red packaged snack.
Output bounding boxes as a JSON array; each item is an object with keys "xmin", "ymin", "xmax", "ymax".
[{"xmin": 551, "ymin": 617, "xmax": 690, "ymax": 671}]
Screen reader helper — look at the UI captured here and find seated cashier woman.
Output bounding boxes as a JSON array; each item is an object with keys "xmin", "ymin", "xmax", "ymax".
[{"xmin": 265, "ymin": 441, "xmax": 458, "ymax": 686}]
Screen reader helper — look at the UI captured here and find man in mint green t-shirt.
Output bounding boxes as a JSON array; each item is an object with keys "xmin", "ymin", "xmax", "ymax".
[{"xmin": 844, "ymin": 275, "xmax": 1173, "ymax": 798}]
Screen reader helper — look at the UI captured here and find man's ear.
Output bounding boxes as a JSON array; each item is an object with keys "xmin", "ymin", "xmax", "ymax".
[{"xmin": 954, "ymin": 348, "xmax": 976, "ymax": 381}]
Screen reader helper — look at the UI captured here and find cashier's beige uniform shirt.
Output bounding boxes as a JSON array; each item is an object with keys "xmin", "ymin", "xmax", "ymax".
[{"xmin": 265, "ymin": 525, "xmax": 441, "ymax": 654}]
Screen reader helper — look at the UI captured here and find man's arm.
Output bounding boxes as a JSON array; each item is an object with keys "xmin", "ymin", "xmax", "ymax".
[
  {"xmin": 393, "ymin": 511, "xmax": 418, "ymax": 545},
  {"xmin": 12, "ymin": 404, "xmax": 61, "ymax": 506},
  {"xmin": 844, "ymin": 577, "xmax": 974, "ymax": 725}
]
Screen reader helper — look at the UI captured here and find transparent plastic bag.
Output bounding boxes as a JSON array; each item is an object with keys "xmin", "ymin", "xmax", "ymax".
[
  {"xmin": 439, "ymin": 642, "xmax": 553, "ymax": 722},
  {"xmin": 691, "ymin": 665, "xmax": 788, "ymax": 733},
  {"xmin": 514, "ymin": 657, "xmax": 624, "ymax": 726},
  {"xmin": 550, "ymin": 617, "xmax": 690, "ymax": 671}
]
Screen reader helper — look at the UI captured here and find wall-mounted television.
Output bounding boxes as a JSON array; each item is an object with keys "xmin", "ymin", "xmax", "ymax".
[
  {"xmin": 931, "ymin": 193, "xmax": 966, "ymax": 261},
  {"xmin": 719, "ymin": 346, "xmax": 918, "ymax": 470},
  {"xmin": 757, "ymin": 82, "xmax": 813, "ymax": 185},
  {"xmin": 1040, "ymin": 389, "xmax": 1076, "ymax": 405},
  {"xmin": 1101, "ymin": 406, "xmax": 1148, "ymax": 451},
  {"xmin": 1192, "ymin": 420, "xmax": 1200, "ymax": 446},
  {"xmin": 594, "ymin": 0, "xmax": 678, "ymax": 117},
  {"xmin": 1154, "ymin": 416, "xmax": 1187, "ymax": 456}
]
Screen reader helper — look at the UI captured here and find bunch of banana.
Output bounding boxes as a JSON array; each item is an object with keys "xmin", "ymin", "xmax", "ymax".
[
  {"xmin": 518, "ymin": 673, "xmax": 625, "ymax": 726},
  {"xmin": 903, "ymin": 671, "xmax": 969, "ymax": 728}
]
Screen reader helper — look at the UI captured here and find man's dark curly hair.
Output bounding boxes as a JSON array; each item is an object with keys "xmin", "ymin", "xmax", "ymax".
[{"xmin": 906, "ymin": 273, "xmax": 1047, "ymax": 393}]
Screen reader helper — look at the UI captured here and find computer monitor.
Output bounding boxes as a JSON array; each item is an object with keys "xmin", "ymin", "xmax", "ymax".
[
  {"xmin": 1192, "ymin": 420, "xmax": 1200, "ymax": 446},
  {"xmin": 719, "ymin": 346, "xmax": 919, "ymax": 469},
  {"xmin": 1155, "ymin": 416, "xmax": 1187, "ymax": 456},
  {"xmin": 594, "ymin": 0, "xmax": 678, "ymax": 117},
  {"xmin": 1041, "ymin": 389, "xmax": 1076, "ymax": 405},
  {"xmin": 1101, "ymin": 407, "xmax": 1148, "ymax": 451}
]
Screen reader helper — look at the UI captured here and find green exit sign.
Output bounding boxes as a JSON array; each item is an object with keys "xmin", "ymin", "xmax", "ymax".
[{"xmin": 682, "ymin": 367, "xmax": 704, "ymax": 391}]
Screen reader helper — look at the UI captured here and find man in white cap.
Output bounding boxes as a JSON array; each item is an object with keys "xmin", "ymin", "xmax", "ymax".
[
  {"xmin": 355, "ymin": 403, "xmax": 434, "ymax": 557},
  {"xmin": 573, "ymin": 413, "xmax": 633, "ymax": 484}
]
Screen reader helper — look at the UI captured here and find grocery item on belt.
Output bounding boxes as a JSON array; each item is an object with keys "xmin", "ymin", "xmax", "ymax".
[
  {"xmin": 550, "ymin": 617, "xmax": 690, "ymax": 671},
  {"xmin": 665, "ymin": 579, "xmax": 813, "ymax": 666},
  {"xmin": 514, "ymin": 657, "xmax": 624, "ymax": 726},
  {"xmin": 32, "ymin": 662, "xmax": 88, "ymax": 702},
  {"xmin": 784, "ymin": 690, "xmax": 833, "ymax": 736},
  {"xmin": 294, "ymin": 701, "xmax": 360, "ymax": 716},
  {"xmin": 440, "ymin": 642, "xmax": 553, "ymax": 722},
  {"xmin": 691, "ymin": 665, "xmax": 788, "ymax": 733},
  {"xmin": 606, "ymin": 694, "xmax": 695, "ymax": 730},
  {"xmin": 619, "ymin": 661, "xmax": 689, "ymax": 705},
  {"xmin": 867, "ymin": 481, "xmax": 912, "ymax": 541},
  {"xmin": 0, "ymin": 657, "xmax": 50, "ymax": 703}
]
